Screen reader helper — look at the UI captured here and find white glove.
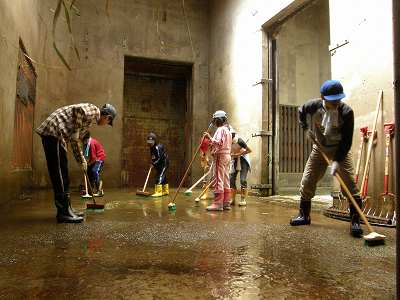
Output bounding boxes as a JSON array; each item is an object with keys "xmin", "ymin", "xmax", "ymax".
[
  {"xmin": 81, "ymin": 160, "xmax": 88, "ymax": 172},
  {"xmin": 330, "ymin": 161, "xmax": 339, "ymax": 176}
]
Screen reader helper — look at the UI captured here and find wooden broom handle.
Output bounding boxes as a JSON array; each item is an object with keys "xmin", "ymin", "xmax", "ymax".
[
  {"xmin": 142, "ymin": 166, "xmax": 152, "ymax": 192},
  {"xmin": 309, "ymin": 132, "xmax": 375, "ymax": 233},
  {"xmin": 171, "ymin": 123, "xmax": 212, "ymax": 203},
  {"xmin": 360, "ymin": 90, "xmax": 383, "ymax": 196}
]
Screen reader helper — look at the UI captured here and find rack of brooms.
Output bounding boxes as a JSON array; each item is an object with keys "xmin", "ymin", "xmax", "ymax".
[{"xmin": 324, "ymin": 91, "xmax": 397, "ymax": 227}]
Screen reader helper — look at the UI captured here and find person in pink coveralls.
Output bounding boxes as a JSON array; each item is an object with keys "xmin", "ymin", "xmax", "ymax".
[{"xmin": 203, "ymin": 110, "xmax": 232, "ymax": 211}]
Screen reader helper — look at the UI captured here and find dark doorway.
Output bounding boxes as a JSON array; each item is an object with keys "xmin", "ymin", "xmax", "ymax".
[{"xmin": 122, "ymin": 57, "xmax": 192, "ymax": 188}]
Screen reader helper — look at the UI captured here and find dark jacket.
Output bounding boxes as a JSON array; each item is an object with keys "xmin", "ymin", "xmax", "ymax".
[
  {"xmin": 150, "ymin": 144, "xmax": 168, "ymax": 169},
  {"xmin": 298, "ymin": 98, "xmax": 354, "ymax": 162}
]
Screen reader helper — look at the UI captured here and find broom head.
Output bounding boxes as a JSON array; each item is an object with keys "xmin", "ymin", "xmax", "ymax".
[{"xmin": 136, "ymin": 190, "xmax": 152, "ymax": 196}]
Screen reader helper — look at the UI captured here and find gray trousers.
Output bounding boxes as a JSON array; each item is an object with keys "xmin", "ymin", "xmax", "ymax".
[{"xmin": 300, "ymin": 144, "xmax": 360, "ymax": 201}]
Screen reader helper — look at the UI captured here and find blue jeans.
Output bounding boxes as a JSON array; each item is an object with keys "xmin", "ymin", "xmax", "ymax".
[
  {"xmin": 88, "ymin": 160, "xmax": 104, "ymax": 189},
  {"xmin": 230, "ymin": 157, "xmax": 249, "ymax": 189}
]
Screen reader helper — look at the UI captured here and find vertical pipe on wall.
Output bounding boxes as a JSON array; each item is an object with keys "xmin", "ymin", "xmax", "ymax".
[{"xmin": 392, "ymin": 0, "xmax": 400, "ymax": 298}]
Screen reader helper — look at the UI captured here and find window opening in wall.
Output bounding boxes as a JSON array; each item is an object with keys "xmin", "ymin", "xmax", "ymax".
[
  {"xmin": 279, "ymin": 105, "xmax": 312, "ymax": 173},
  {"xmin": 12, "ymin": 40, "xmax": 36, "ymax": 170}
]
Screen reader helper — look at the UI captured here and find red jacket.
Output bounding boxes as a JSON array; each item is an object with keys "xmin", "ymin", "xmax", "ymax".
[{"xmin": 89, "ymin": 138, "xmax": 106, "ymax": 162}]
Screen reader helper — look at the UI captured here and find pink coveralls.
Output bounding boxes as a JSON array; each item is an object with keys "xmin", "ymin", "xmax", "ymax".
[{"xmin": 210, "ymin": 125, "xmax": 232, "ymax": 194}]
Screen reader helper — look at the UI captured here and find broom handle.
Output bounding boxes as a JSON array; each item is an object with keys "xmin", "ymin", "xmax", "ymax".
[
  {"xmin": 142, "ymin": 166, "xmax": 152, "ymax": 192},
  {"xmin": 309, "ymin": 132, "xmax": 375, "ymax": 233},
  {"xmin": 360, "ymin": 90, "xmax": 383, "ymax": 196},
  {"xmin": 187, "ymin": 162, "xmax": 213, "ymax": 192},
  {"xmin": 84, "ymin": 174, "xmax": 89, "ymax": 194},
  {"xmin": 171, "ymin": 123, "xmax": 212, "ymax": 203},
  {"xmin": 198, "ymin": 179, "xmax": 214, "ymax": 198},
  {"xmin": 83, "ymin": 170, "xmax": 96, "ymax": 204}
]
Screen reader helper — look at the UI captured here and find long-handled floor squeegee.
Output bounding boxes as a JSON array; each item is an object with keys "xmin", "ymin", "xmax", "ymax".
[
  {"xmin": 83, "ymin": 170, "xmax": 105, "ymax": 210},
  {"xmin": 309, "ymin": 131, "xmax": 385, "ymax": 246},
  {"xmin": 136, "ymin": 166, "xmax": 153, "ymax": 196}
]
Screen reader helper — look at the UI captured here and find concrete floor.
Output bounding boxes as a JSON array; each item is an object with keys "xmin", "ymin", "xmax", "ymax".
[{"xmin": 0, "ymin": 189, "xmax": 395, "ymax": 299}]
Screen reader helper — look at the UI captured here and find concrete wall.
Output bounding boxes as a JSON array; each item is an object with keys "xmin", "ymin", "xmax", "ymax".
[
  {"xmin": 56, "ymin": 0, "xmax": 210, "ymax": 187},
  {"xmin": 209, "ymin": 0, "xmax": 395, "ymax": 199},
  {"xmin": 329, "ymin": 0, "xmax": 395, "ymax": 200},
  {"xmin": 277, "ymin": 0, "xmax": 330, "ymax": 107},
  {"xmin": 274, "ymin": 0, "xmax": 332, "ymax": 194},
  {"xmin": 0, "ymin": 0, "xmax": 70, "ymax": 204},
  {"xmin": 209, "ymin": 0, "xmax": 303, "ymax": 189}
]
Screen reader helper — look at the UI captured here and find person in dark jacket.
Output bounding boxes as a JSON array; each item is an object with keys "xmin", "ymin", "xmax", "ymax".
[
  {"xmin": 147, "ymin": 132, "xmax": 169, "ymax": 197},
  {"xmin": 289, "ymin": 80, "xmax": 363, "ymax": 237}
]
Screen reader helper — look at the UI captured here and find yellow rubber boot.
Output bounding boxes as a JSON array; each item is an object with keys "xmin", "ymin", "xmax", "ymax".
[
  {"xmin": 151, "ymin": 184, "xmax": 163, "ymax": 197},
  {"xmin": 162, "ymin": 184, "xmax": 169, "ymax": 196},
  {"xmin": 230, "ymin": 189, "xmax": 237, "ymax": 206},
  {"xmin": 239, "ymin": 188, "xmax": 247, "ymax": 206}
]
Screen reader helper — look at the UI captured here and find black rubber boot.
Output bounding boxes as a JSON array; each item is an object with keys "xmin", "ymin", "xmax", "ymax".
[
  {"xmin": 55, "ymin": 193, "xmax": 84, "ymax": 223},
  {"xmin": 290, "ymin": 199, "xmax": 311, "ymax": 226},
  {"xmin": 65, "ymin": 193, "xmax": 85, "ymax": 218},
  {"xmin": 349, "ymin": 196, "xmax": 363, "ymax": 237}
]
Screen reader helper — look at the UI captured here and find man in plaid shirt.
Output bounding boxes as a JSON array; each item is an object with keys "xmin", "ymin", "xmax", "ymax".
[{"xmin": 36, "ymin": 103, "xmax": 116, "ymax": 223}]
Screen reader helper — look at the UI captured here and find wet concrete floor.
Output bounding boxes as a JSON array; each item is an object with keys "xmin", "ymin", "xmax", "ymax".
[{"xmin": 0, "ymin": 189, "xmax": 395, "ymax": 299}]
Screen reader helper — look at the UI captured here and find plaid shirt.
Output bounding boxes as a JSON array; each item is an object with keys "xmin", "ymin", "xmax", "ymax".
[{"xmin": 36, "ymin": 103, "xmax": 100, "ymax": 163}]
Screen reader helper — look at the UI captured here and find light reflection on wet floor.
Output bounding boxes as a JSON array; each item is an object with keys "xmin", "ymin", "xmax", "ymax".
[{"xmin": 0, "ymin": 189, "xmax": 395, "ymax": 299}]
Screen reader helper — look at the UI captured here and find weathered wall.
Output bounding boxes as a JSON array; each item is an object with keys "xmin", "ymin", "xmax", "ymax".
[
  {"xmin": 275, "ymin": 0, "xmax": 331, "ymax": 194},
  {"xmin": 57, "ymin": 0, "xmax": 210, "ymax": 187},
  {"xmin": 329, "ymin": 0, "xmax": 395, "ymax": 200},
  {"xmin": 277, "ymin": 0, "xmax": 330, "ymax": 107},
  {"xmin": 209, "ymin": 0, "xmax": 299, "ymax": 189},
  {"xmin": 0, "ymin": 0, "xmax": 70, "ymax": 204},
  {"xmin": 209, "ymin": 0, "xmax": 395, "ymax": 199}
]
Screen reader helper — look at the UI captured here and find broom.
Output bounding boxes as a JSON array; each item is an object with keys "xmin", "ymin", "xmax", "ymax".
[
  {"xmin": 184, "ymin": 163, "xmax": 212, "ymax": 196},
  {"xmin": 168, "ymin": 122, "xmax": 213, "ymax": 211},
  {"xmin": 308, "ymin": 131, "xmax": 385, "ymax": 246},
  {"xmin": 136, "ymin": 166, "xmax": 153, "ymax": 196},
  {"xmin": 83, "ymin": 170, "xmax": 105, "ymax": 210},
  {"xmin": 81, "ymin": 174, "xmax": 92, "ymax": 199},
  {"xmin": 194, "ymin": 179, "xmax": 214, "ymax": 202}
]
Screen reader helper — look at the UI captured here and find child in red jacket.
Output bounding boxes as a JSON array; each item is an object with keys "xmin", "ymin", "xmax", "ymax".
[{"xmin": 83, "ymin": 132, "xmax": 106, "ymax": 196}]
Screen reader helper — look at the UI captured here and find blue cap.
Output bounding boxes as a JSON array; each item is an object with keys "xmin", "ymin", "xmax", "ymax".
[{"xmin": 320, "ymin": 80, "xmax": 346, "ymax": 101}]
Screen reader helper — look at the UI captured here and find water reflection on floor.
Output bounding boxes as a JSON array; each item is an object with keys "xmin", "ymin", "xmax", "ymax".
[{"xmin": 0, "ymin": 189, "xmax": 395, "ymax": 299}]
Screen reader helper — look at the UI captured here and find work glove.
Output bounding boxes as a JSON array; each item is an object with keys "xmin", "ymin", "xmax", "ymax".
[
  {"xmin": 81, "ymin": 160, "xmax": 88, "ymax": 172},
  {"xmin": 330, "ymin": 161, "xmax": 339, "ymax": 176}
]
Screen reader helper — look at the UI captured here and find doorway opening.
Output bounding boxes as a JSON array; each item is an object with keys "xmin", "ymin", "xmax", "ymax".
[
  {"xmin": 122, "ymin": 57, "xmax": 192, "ymax": 188},
  {"xmin": 262, "ymin": 0, "xmax": 331, "ymax": 194}
]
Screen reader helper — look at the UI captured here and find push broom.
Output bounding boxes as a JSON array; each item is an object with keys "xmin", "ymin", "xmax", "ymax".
[
  {"xmin": 308, "ymin": 131, "xmax": 385, "ymax": 246},
  {"xmin": 194, "ymin": 179, "xmax": 214, "ymax": 202},
  {"xmin": 136, "ymin": 166, "xmax": 153, "ymax": 196},
  {"xmin": 83, "ymin": 170, "xmax": 105, "ymax": 210},
  {"xmin": 81, "ymin": 174, "xmax": 92, "ymax": 199},
  {"xmin": 168, "ymin": 122, "xmax": 213, "ymax": 211},
  {"xmin": 184, "ymin": 162, "xmax": 212, "ymax": 196}
]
